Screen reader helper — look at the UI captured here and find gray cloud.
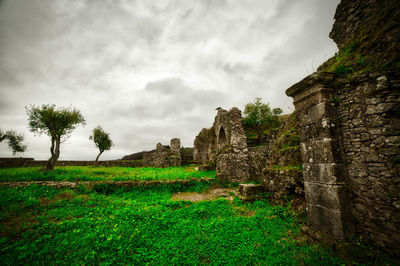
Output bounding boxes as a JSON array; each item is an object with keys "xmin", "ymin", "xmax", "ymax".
[{"xmin": 0, "ymin": 0, "xmax": 339, "ymax": 160}]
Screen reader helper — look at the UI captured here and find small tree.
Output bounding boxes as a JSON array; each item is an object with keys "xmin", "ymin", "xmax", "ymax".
[
  {"xmin": 0, "ymin": 129, "xmax": 27, "ymax": 155},
  {"xmin": 89, "ymin": 126, "xmax": 113, "ymax": 165},
  {"xmin": 26, "ymin": 104, "xmax": 85, "ymax": 170},
  {"xmin": 243, "ymin": 97, "xmax": 283, "ymax": 144}
]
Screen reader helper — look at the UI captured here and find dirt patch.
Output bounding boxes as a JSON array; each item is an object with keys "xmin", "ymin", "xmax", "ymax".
[
  {"xmin": 232, "ymin": 205, "xmax": 256, "ymax": 217},
  {"xmin": 171, "ymin": 188, "xmax": 238, "ymax": 202},
  {"xmin": 54, "ymin": 190, "xmax": 75, "ymax": 200},
  {"xmin": 0, "ymin": 211, "xmax": 39, "ymax": 239}
]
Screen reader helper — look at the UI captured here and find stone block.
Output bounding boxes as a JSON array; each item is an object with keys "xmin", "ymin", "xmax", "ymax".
[
  {"xmin": 263, "ymin": 168, "xmax": 303, "ymax": 195},
  {"xmin": 298, "ymin": 102, "xmax": 337, "ymax": 127},
  {"xmin": 239, "ymin": 183, "xmax": 265, "ymax": 201},
  {"xmin": 170, "ymin": 138, "xmax": 181, "ymax": 156},
  {"xmin": 307, "ymin": 204, "xmax": 354, "ymax": 240},
  {"xmin": 299, "ymin": 122, "xmax": 337, "ymax": 140},
  {"xmin": 300, "ymin": 139, "xmax": 343, "ymax": 164},
  {"xmin": 303, "ymin": 163, "xmax": 347, "ymax": 184},
  {"xmin": 304, "ymin": 182, "xmax": 349, "ymax": 210},
  {"xmin": 216, "ymin": 152, "xmax": 250, "ymax": 182}
]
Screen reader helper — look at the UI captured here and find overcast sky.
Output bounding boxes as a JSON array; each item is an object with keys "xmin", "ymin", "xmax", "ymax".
[{"xmin": 0, "ymin": 0, "xmax": 339, "ymax": 160}]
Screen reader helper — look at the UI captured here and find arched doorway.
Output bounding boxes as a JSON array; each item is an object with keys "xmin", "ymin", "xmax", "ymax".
[{"xmin": 218, "ymin": 127, "xmax": 226, "ymax": 148}]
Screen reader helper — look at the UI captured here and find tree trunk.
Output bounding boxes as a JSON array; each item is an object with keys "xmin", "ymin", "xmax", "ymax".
[
  {"xmin": 45, "ymin": 137, "xmax": 60, "ymax": 170},
  {"xmin": 95, "ymin": 150, "xmax": 103, "ymax": 165}
]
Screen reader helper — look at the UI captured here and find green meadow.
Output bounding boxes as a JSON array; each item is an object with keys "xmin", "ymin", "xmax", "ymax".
[
  {"xmin": 0, "ymin": 181, "xmax": 343, "ymax": 265},
  {"xmin": 0, "ymin": 166, "xmax": 216, "ymax": 182}
]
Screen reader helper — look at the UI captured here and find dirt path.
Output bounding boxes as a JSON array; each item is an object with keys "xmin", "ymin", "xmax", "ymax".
[{"xmin": 171, "ymin": 188, "xmax": 239, "ymax": 202}]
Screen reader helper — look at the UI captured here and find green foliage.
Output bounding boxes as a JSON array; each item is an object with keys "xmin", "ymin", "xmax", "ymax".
[
  {"xmin": 270, "ymin": 165, "xmax": 302, "ymax": 172},
  {"xmin": 26, "ymin": 104, "xmax": 86, "ymax": 170},
  {"xmin": 26, "ymin": 104, "xmax": 86, "ymax": 140},
  {"xmin": 243, "ymin": 98, "xmax": 283, "ymax": 143},
  {"xmin": 334, "ymin": 65, "xmax": 354, "ymax": 75},
  {"xmin": 0, "ymin": 166, "xmax": 216, "ymax": 182},
  {"xmin": 0, "ymin": 185, "xmax": 343, "ymax": 265},
  {"xmin": 0, "ymin": 129, "xmax": 27, "ymax": 155},
  {"xmin": 279, "ymin": 145, "xmax": 299, "ymax": 152},
  {"xmin": 89, "ymin": 126, "xmax": 113, "ymax": 153}
]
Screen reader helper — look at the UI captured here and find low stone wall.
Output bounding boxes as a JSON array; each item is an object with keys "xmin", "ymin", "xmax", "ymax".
[
  {"xmin": 0, "ymin": 178, "xmax": 215, "ymax": 189},
  {"xmin": 0, "ymin": 158, "xmax": 143, "ymax": 168},
  {"xmin": 0, "ymin": 158, "xmax": 34, "ymax": 168},
  {"xmin": 142, "ymin": 139, "xmax": 181, "ymax": 168},
  {"xmin": 248, "ymin": 146, "xmax": 268, "ymax": 179}
]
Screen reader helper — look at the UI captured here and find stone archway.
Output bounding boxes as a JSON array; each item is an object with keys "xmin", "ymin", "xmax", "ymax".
[{"xmin": 217, "ymin": 127, "xmax": 226, "ymax": 148}]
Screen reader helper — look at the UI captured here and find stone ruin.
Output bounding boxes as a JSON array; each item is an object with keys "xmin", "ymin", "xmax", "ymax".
[
  {"xmin": 193, "ymin": 0, "xmax": 400, "ymax": 255},
  {"xmin": 143, "ymin": 138, "xmax": 181, "ymax": 167},
  {"xmin": 284, "ymin": 0, "xmax": 400, "ymax": 255},
  {"xmin": 193, "ymin": 107, "xmax": 250, "ymax": 182},
  {"xmin": 194, "ymin": 108, "xmax": 303, "ymax": 199}
]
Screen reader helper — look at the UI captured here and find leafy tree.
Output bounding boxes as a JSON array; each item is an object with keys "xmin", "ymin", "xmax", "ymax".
[
  {"xmin": 89, "ymin": 126, "xmax": 113, "ymax": 165},
  {"xmin": 26, "ymin": 104, "xmax": 85, "ymax": 170},
  {"xmin": 0, "ymin": 129, "xmax": 27, "ymax": 155},
  {"xmin": 243, "ymin": 97, "xmax": 283, "ymax": 144}
]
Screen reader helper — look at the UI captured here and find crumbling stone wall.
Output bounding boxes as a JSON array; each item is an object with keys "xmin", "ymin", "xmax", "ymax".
[
  {"xmin": 0, "ymin": 157, "xmax": 34, "ymax": 168},
  {"xmin": 286, "ymin": 0, "xmax": 400, "ymax": 254},
  {"xmin": 247, "ymin": 146, "xmax": 268, "ymax": 178},
  {"xmin": 261, "ymin": 114, "xmax": 303, "ymax": 199},
  {"xmin": 335, "ymin": 74, "xmax": 400, "ymax": 251},
  {"xmin": 216, "ymin": 108, "xmax": 250, "ymax": 182},
  {"xmin": 193, "ymin": 107, "xmax": 250, "ymax": 182},
  {"xmin": 193, "ymin": 128, "xmax": 216, "ymax": 165},
  {"xmin": 143, "ymin": 138, "xmax": 182, "ymax": 167},
  {"xmin": 194, "ymin": 110, "xmax": 303, "ymax": 186}
]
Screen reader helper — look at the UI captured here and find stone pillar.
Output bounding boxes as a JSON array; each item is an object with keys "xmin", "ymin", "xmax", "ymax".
[
  {"xmin": 216, "ymin": 107, "xmax": 250, "ymax": 182},
  {"xmin": 286, "ymin": 73, "xmax": 354, "ymax": 240},
  {"xmin": 169, "ymin": 138, "xmax": 181, "ymax": 167},
  {"xmin": 170, "ymin": 138, "xmax": 181, "ymax": 156}
]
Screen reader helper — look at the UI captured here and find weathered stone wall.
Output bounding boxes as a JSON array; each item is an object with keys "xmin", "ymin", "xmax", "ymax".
[
  {"xmin": 170, "ymin": 138, "xmax": 181, "ymax": 156},
  {"xmin": 143, "ymin": 139, "xmax": 182, "ymax": 167},
  {"xmin": 193, "ymin": 128, "xmax": 216, "ymax": 165},
  {"xmin": 0, "ymin": 158, "xmax": 143, "ymax": 168},
  {"xmin": 194, "ymin": 109, "xmax": 302, "ymax": 186},
  {"xmin": 248, "ymin": 146, "xmax": 268, "ymax": 178},
  {"xmin": 261, "ymin": 114, "xmax": 303, "ymax": 199},
  {"xmin": 285, "ymin": 0, "xmax": 400, "ymax": 254},
  {"xmin": 216, "ymin": 108, "xmax": 250, "ymax": 182},
  {"xmin": 0, "ymin": 158, "xmax": 34, "ymax": 168},
  {"xmin": 193, "ymin": 107, "xmax": 250, "ymax": 182},
  {"xmin": 330, "ymin": 0, "xmax": 400, "ymax": 59},
  {"xmin": 286, "ymin": 73, "xmax": 355, "ymax": 241},
  {"xmin": 335, "ymin": 74, "xmax": 400, "ymax": 251}
]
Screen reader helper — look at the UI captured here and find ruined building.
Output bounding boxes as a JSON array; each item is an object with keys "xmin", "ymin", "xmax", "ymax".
[
  {"xmin": 143, "ymin": 138, "xmax": 181, "ymax": 167},
  {"xmin": 194, "ymin": 0, "xmax": 400, "ymax": 255},
  {"xmin": 193, "ymin": 107, "xmax": 250, "ymax": 182},
  {"xmin": 194, "ymin": 109, "xmax": 303, "ymax": 197},
  {"xmin": 286, "ymin": 0, "xmax": 400, "ymax": 254}
]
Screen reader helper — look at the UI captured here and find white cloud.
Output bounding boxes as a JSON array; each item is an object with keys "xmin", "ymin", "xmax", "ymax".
[{"xmin": 0, "ymin": 0, "xmax": 339, "ymax": 160}]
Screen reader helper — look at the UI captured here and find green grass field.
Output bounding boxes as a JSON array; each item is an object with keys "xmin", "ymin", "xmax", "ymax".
[
  {"xmin": 0, "ymin": 182, "xmax": 343, "ymax": 265},
  {"xmin": 0, "ymin": 166, "xmax": 216, "ymax": 182}
]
